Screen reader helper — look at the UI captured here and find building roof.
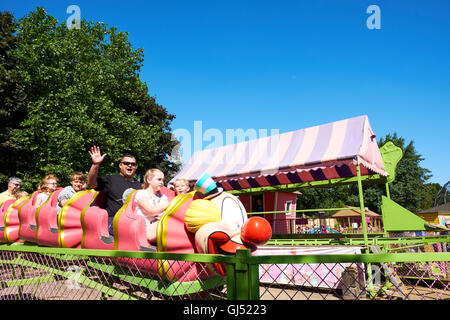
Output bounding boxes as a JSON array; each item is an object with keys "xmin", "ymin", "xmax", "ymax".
[
  {"xmin": 331, "ymin": 206, "xmax": 381, "ymax": 218},
  {"xmin": 418, "ymin": 202, "xmax": 450, "ymax": 214},
  {"xmin": 170, "ymin": 115, "xmax": 388, "ymax": 191}
]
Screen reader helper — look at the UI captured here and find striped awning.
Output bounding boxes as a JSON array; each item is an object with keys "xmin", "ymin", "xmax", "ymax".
[{"xmin": 170, "ymin": 115, "xmax": 388, "ymax": 191}]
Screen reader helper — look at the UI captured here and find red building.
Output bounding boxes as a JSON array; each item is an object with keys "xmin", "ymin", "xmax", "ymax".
[{"xmin": 238, "ymin": 192, "xmax": 298, "ymax": 234}]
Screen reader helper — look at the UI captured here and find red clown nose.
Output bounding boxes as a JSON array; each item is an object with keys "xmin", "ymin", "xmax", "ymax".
[{"xmin": 240, "ymin": 217, "xmax": 272, "ymax": 246}]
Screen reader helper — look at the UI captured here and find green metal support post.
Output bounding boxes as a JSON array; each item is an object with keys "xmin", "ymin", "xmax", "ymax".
[
  {"xmin": 356, "ymin": 164, "xmax": 376, "ymax": 297},
  {"xmin": 229, "ymin": 249, "xmax": 260, "ymax": 300},
  {"xmin": 356, "ymin": 164, "xmax": 369, "ymax": 246},
  {"xmin": 383, "ymin": 182, "xmax": 391, "ymax": 239},
  {"xmin": 385, "ymin": 182, "xmax": 391, "ymax": 200}
]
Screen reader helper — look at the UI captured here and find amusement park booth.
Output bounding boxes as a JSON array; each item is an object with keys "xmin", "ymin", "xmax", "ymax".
[
  {"xmin": 170, "ymin": 114, "xmax": 439, "ymax": 245},
  {"xmin": 331, "ymin": 206, "xmax": 383, "ymax": 233},
  {"xmin": 416, "ymin": 202, "xmax": 450, "ymax": 228}
]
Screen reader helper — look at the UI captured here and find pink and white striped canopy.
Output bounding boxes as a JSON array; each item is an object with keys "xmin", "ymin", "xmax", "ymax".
[{"xmin": 170, "ymin": 115, "xmax": 388, "ymax": 191}]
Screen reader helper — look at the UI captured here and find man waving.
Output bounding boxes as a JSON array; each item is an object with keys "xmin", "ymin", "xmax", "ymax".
[{"xmin": 87, "ymin": 146, "xmax": 142, "ymax": 235}]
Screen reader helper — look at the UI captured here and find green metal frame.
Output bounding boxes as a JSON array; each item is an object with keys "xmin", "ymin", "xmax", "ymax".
[
  {"xmin": 228, "ymin": 174, "xmax": 386, "ymax": 196},
  {"xmin": 231, "ymin": 141, "xmax": 441, "ymax": 245},
  {"xmin": 267, "ymin": 234, "xmax": 450, "ymax": 247},
  {"xmin": 230, "ymin": 166, "xmax": 387, "ymax": 246}
]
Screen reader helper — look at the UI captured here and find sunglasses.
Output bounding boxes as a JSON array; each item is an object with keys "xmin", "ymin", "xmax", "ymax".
[{"xmin": 121, "ymin": 161, "xmax": 137, "ymax": 167}]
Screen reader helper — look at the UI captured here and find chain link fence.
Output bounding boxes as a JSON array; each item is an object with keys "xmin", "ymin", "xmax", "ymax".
[
  {"xmin": 0, "ymin": 246, "xmax": 227, "ymax": 300},
  {"xmin": 258, "ymin": 256, "xmax": 449, "ymax": 300},
  {"xmin": 1, "ymin": 242, "xmax": 449, "ymax": 300}
]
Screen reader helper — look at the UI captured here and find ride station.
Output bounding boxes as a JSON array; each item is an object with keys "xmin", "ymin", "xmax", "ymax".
[{"xmin": 0, "ymin": 115, "xmax": 448, "ymax": 300}]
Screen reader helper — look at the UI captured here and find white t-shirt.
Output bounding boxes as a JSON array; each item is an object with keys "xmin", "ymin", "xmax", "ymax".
[
  {"xmin": 134, "ymin": 190, "xmax": 168, "ymax": 227},
  {"xmin": 36, "ymin": 193, "xmax": 49, "ymax": 206}
]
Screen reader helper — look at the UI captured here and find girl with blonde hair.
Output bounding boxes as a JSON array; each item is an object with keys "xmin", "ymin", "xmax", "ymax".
[
  {"xmin": 134, "ymin": 169, "xmax": 169, "ymax": 244},
  {"xmin": 173, "ymin": 178, "xmax": 190, "ymax": 195},
  {"xmin": 35, "ymin": 174, "xmax": 59, "ymax": 207}
]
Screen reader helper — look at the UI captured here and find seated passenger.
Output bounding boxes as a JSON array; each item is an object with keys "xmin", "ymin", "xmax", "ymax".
[
  {"xmin": 57, "ymin": 172, "xmax": 87, "ymax": 213},
  {"xmin": 88, "ymin": 146, "xmax": 142, "ymax": 235},
  {"xmin": 173, "ymin": 178, "xmax": 190, "ymax": 195},
  {"xmin": 134, "ymin": 169, "xmax": 169, "ymax": 243},
  {"xmin": 35, "ymin": 174, "xmax": 59, "ymax": 207},
  {"xmin": 15, "ymin": 191, "xmax": 29, "ymax": 199},
  {"xmin": 0, "ymin": 177, "xmax": 22, "ymax": 205}
]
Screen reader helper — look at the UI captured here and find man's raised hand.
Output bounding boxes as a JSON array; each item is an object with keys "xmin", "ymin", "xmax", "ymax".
[{"xmin": 89, "ymin": 146, "xmax": 107, "ymax": 165}]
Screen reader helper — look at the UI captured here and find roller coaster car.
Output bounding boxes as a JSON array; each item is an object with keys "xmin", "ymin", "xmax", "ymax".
[
  {"xmin": 59, "ymin": 190, "xmax": 99, "ymax": 248},
  {"xmin": 3, "ymin": 184, "xmax": 272, "ymax": 281},
  {"xmin": 36, "ymin": 188, "xmax": 63, "ymax": 246},
  {"xmin": 112, "ymin": 190, "xmax": 154, "ymax": 252},
  {"xmin": 80, "ymin": 191, "xmax": 114, "ymax": 250},
  {"xmin": 18, "ymin": 190, "xmax": 45, "ymax": 243},
  {"xmin": 0, "ymin": 199, "xmax": 18, "ymax": 242},
  {"xmin": 0, "ymin": 197, "xmax": 29, "ymax": 243},
  {"xmin": 81, "ymin": 186, "xmax": 176, "ymax": 251}
]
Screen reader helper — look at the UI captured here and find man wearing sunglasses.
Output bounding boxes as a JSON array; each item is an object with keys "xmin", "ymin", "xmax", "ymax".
[
  {"xmin": 88, "ymin": 146, "xmax": 142, "ymax": 235},
  {"xmin": 0, "ymin": 177, "xmax": 22, "ymax": 205}
]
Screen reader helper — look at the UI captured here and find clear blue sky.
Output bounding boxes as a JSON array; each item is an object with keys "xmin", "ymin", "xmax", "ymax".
[{"xmin": 3, "ymin": 0, "xmax": 449, "ymax": 186}]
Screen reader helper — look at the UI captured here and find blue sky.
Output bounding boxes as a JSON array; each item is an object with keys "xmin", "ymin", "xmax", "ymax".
[{"xmin": 2, "ymin": 0, "xmax": 449, "ymax": 186}]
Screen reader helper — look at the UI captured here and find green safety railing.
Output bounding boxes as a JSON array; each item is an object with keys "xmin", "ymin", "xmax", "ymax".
[{"xmin": 1, "ymin": 241, "xmax": 449, "ymax": 300}]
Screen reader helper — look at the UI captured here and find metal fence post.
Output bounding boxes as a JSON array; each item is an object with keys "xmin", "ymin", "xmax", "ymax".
[
  {"xmin": 228, "ymin": 249, "xmax": 260, "ymax": 300},
  {"xmin": 226, "ymin": 261, "xmax": 237, "ymax": 300}
]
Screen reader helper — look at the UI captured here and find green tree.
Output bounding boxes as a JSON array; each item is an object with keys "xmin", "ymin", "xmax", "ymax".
[
  {"xmin": 0, "ymin": 11, "xmax": 27, "ymax": 188},
  {"xmin": 6, "ymin": 7, "xmax": 178, "ymax": 191},
  {"xmin": 296, "ymin": 187, "xmax": 348, "ymax": 217},
  {"xmin": 420, "ymin": 182, "xmax": 442, "ymax": 210}
]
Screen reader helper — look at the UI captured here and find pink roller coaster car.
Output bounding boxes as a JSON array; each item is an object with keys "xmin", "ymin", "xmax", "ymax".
[{"xmin": 0, "ymin": 183, "xmax": 272, "ymax": 281}]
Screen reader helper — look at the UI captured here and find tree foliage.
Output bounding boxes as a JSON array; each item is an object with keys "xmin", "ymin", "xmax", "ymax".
[
  {"xmin": 1, "ymin": 8, "xmax": 178, "ymax": 191},
  {"xmin": 0, "ymin": 11, "xmax": 27, "ymax": 185}
]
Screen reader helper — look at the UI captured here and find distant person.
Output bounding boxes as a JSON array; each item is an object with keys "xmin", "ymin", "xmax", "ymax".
[
  {"xmin": 254, "ymin": 198, "xmax": 264, "ymax": 217},
  {"xmin": 173, "ymin": 178, "xmax": 190, "ymax": 195},
  {"xmin": 57, "ymin": 172, "xmax": 87, "ymax": 213},
  {"xmin": 87, "ymin": 146, "xmax": 141, "ymax": 235},
  {"xmin": 134, "ymin": 169, "xmax": 169, "ymax": 244},
  {"xmin": 35, "ymin": 174, "xmax": 59, "ymax": 207},
  {"xmin": 0, "ymin": 177, "xmax": 22, "ymax": 204}
]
